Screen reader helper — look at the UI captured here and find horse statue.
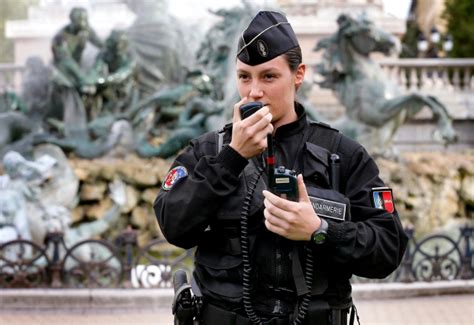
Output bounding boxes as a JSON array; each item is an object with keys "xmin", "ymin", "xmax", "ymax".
[{"xmin": 314, "ymin": 14, "xmax": 457, "ymax": 157}]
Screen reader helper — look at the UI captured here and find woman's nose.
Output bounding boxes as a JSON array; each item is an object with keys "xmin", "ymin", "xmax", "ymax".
[{"xmin": 248, "ymin": 82, "xmax": 263, "ymax": 100}]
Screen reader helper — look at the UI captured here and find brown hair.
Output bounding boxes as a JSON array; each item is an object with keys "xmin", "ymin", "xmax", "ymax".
[{"xmin": 283, "ymin": 46, "xmax": 302, "ymax": 72}]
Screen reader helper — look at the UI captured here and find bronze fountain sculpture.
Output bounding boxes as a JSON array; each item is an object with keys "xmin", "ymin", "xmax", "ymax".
[{"xmin": 314, "ymin": 14, "xmax": 457, "ymax": 156}]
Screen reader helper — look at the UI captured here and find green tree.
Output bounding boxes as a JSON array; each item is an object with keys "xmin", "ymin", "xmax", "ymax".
[
  {"xmin": 443, "ymin": 0, "xmax": 474, "ymax": 58},
  {"xmin": 400, "ymin": 18, "xmax": 421, "ymax": 58},
  {"xmin": 0, "ymin": 0, "xmax": 38, "ymax": 63}
]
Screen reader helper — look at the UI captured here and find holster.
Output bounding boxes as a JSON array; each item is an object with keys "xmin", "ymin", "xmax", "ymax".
[
  {"xmin": 173, "ymin": 271, "xmax": 203, "ymax": 325},
  {"xmin": 303, "ymin": 298, "xmax": 351, "ymax": 325}
]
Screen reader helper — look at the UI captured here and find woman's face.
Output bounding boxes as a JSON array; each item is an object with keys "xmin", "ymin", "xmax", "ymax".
[{"xmin": 236, "ymin": 55, "xmax": 305, "ymax": 129}]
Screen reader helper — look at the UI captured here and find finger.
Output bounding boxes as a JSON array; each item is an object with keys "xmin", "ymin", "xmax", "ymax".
[
  {"xmin": 251, "ymin": 114, "xmax": 273, "ymax": 138},
  {"xmin": 233, "ymin": 97, "xmax": 248, "ymax": 124},
  {"xmin": 263, "ymin": 189, "xmax": 279, "ymax": 202},
  {"xmin": 267, "ymin": 123, "xmax": 274, "ymax": 135},
  {"xmin": 264, "ymin": 208, "xmax": 288, "ymax": 229},
  {"xmin": 263, "ymin": 198, "xmax": 286, "ymax": 220},
  {"xmin": 297, "ymin": 174, "xmax": 311, "ymax": 203},
  {"xmin": 243, "ymin": 105, "xmax": 270, "ymax": 126},
  {"xmin": 249, "ymin": 113, "xmax": 273, "ymax": 134},
  {"xmin": 264, "ymin": 217, "xmax": 285, "ymax": 237},
  {"xmin": 263, "ymin": 190, "xmax": 295, "ymax": 210}
]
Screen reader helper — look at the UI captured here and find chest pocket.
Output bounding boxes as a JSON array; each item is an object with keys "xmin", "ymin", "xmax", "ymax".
[
  {"xmin": 302, "ymin": 142, "xmax": 351, "ymax": 222},
  {"xmin": 303, "ymin": 142, "xmax": 331, "ymax": 188}
]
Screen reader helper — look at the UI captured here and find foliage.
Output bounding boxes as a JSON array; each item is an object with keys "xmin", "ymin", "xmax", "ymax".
[
  {"xmin": 0, "ymin": 0, "xmax": 38, "ymax": 62},
  {"xmin": 400, "ymin": 18, "xmax": 420, "ymax": 58},
  {"xmin": 443, "ymin": 0, "xmax": 474, "ymax": 58}
]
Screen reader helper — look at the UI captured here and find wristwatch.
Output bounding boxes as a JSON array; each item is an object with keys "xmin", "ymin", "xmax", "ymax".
[{"xmin": 311, "ymin": 218, "xmax": 328, "ymax": 245}]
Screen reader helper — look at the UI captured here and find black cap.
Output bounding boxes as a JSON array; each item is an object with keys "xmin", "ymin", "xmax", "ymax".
[{"xmin": 237, "ymin": 11, "xmax": 299, "ymax": 66}]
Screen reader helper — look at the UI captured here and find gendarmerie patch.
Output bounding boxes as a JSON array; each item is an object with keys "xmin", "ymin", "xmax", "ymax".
[
  {"xmin": 162, "ymin": 166, "xmax": 188, "ymax": 191},
  {"xmin": 309, "ymin": 196, "xmax": 347, "ymax": 221},
  {"xmin": 371, "ymin": 187, "xmax": 395, "ymax": 213}
]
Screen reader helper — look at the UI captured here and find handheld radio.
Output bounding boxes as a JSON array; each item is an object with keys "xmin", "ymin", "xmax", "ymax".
[
  {"xmin": 266, "ymin": 134, "xmax": 298, "ymax": 201},
  {"xmin": 239, "ymin": 101, "xmax": 264, "ymax": 120},
  {"xmin": 239, "ymin": 102, "xmax": 298, "ymax": 201}
]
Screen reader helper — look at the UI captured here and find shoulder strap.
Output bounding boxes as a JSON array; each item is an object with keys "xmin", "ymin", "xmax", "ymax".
[
  {"xmin": 215, "ymin": 123, "xmax": 232, "ymax": 154},
  {"xmin": 307, "ymin": 121, "xmax": 343, "ymax": 191},
  {"xmin": 216, "ymin": 131, "xmax": 225, "ymax": 154},
  {"xmin": 307, "ymin": 121, "xmax": 342, "ymax": 154}
]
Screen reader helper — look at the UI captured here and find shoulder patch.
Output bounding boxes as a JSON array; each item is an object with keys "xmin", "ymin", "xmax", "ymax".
[
  {"xmin": 371, "ymin": 187, "xmax": 395, "ymax": 213},
  {"xmin": 162, "ymin": 166, "xmax": 188, "ymax": 191}
]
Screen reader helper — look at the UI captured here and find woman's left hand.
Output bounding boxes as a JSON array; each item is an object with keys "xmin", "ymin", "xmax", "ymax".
[{"xmin": 263, "ymin": 174, "xmax": 321, "ymax": 241}]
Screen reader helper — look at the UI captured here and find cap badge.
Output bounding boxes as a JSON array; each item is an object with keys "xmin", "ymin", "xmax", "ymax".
[{"xmin": 256, "ymin": 39, "xmax": 268, "ymax": 57}]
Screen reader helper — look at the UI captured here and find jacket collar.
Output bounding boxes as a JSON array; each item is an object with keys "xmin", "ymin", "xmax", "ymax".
[{"xmin": 273, "ymin": 102, "xmax": 307, "ymax": 140}]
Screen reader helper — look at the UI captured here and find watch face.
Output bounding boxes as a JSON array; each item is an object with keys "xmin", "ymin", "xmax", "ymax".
[{"xmin": 313, "ymin": 233, "xmax": 326, "ymax": 244}]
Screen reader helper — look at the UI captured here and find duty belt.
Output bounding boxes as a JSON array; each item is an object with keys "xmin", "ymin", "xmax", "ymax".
[
  {"xmin": 201, "ymin": 301, "xmax": 354, "ymax": 325},
  {"xmin": 202, "ymin": 303, "xmax": 291, "ymax": 325}
]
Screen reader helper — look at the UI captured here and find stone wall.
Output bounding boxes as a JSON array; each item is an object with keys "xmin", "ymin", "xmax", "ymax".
[
  {"xmin": 69, "ymin": 151, "xmax": 473, "ymax": 243},
  {"xmin": 376, "ymin": 152, "xmax": 473, "ymax": 236},
  {"xmin": 70, "ymin": 156, "xmax": 171, "ymax": 247}
]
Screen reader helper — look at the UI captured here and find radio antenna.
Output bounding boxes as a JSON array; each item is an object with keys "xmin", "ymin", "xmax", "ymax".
[{"xmin": 266, "ymin": 134, "xmax": 275, "ymax": 188}]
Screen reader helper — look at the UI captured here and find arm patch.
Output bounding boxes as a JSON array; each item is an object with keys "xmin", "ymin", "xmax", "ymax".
[
  {"xmin": 162, "ymin": 166, "xmax": 188, "ymax": 191},
  {"xmin": 371, "ymin": 187, "xmax": 395, "ymax": 213}
]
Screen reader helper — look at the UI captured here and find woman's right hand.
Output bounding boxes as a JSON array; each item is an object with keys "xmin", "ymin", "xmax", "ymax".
[{"xmin": 229, "ymin": 97, "xmax": 273, "ymax": 159}]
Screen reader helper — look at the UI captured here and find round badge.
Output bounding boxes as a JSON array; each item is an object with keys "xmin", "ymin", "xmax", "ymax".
[{"xmin": 162, "ymin": 166, "xmax": 188, "ymax": 191}]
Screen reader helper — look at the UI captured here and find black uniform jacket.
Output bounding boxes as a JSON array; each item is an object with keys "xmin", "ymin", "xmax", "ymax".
[{"xmin": 154, "ymin": 104, "xmax": 408, "ymax": 313}]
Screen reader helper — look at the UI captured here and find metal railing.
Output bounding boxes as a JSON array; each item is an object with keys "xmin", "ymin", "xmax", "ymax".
[
  {"xmin": 354, "ymin": 224, "xmax": 473, "ymax": 284},
  {"xmin": 0, "ymin": 224, "xmax": 472, "ymax": 288}
]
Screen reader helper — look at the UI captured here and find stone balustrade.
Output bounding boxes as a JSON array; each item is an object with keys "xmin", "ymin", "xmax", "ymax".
[
  {"xmin": 303, "ymin": 58, "xmax": 474, "ymax": 151},
  {"xmin": 378, "ymin": 58, "xmax": 474, "ymax": 93},
  {"xmin": 2, "ymin": 58, "xmax": 473, "ymax": 94}
]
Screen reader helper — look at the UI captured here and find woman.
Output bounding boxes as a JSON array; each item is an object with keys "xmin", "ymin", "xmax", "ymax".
[{"xmin": 155, "ymin": 11, "xmax": 407, "ymax": 325}]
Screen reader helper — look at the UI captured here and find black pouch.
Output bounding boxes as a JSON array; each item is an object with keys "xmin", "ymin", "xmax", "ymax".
[{"xmin": 194, "ymin": 247, "xmax": 243, "ymax": 299}]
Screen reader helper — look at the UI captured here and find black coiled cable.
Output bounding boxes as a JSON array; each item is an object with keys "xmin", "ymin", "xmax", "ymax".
[
  {"xmin": 293, "ymin": 245, "xmax": 313, "ymax": 325},
  {"xmin": 240, "ymin": 166, "xmax": 315, "ymax": 325},
  {"xmin": 240, "ymin": 166, "xmax": 264, "ymax": 324}
]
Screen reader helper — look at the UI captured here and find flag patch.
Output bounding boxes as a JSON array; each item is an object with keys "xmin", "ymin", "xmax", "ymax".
[
  {"xmin": 162, "ymin": 166, "xmax": 188, "ymax": 191},
  {"xmin": 371, "ymin": 187, "xmax": 395, "ymax": 213}
]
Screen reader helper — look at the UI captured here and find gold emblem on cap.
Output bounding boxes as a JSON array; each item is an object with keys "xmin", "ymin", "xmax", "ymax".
[{"xmin": 256, "ymin": 40, "xmax": 268, "ymax": 57}]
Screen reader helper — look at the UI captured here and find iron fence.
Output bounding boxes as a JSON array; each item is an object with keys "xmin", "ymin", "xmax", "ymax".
[{"xmin": 0, "ymin": 225, "xmax": 472, "ymax": 289}]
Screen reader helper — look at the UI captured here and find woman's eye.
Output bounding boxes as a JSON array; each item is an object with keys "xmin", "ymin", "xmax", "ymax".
[
  {"xmin": 264, "ymin": 74, "xmax": 276, "ymax": 80},
  {"xmin": 238, "ymin": 74, "xmax": 249, "ymax": 80}
]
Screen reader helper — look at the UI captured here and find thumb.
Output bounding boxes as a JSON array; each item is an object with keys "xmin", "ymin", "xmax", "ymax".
[{"xmin": 297, "ymin": 174, "xmax": 310, "ymax": 203}]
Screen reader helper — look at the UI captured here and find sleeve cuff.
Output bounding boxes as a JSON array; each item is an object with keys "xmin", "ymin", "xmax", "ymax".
[
  {"xmin": 216, "ymin": 145, "xmax": 248, "ymax": 176},
  {"xmin": 326, "ymin": 220, "xmax": 346, "ymax": 246}
]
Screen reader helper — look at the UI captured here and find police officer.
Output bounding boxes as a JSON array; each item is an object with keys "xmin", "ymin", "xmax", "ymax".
[{"xmin": 155, "ymin": 11, "xmax": 408, "ymax": 325}]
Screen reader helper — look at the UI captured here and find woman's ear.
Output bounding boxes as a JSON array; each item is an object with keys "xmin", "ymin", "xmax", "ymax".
[{"xmin": 295, "ymin": 63, "xmax": 306, "ymax": 90}]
